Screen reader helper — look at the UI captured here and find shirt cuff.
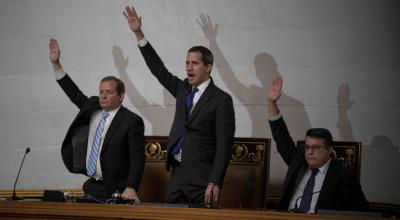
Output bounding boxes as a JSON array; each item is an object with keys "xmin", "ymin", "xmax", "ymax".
[
  {"xmin": 54, "ymin": 68, "xmax": 66, "ymax": 80},
  {"xmin": 268, "ymin": 112, "xmax": 282, "ymax": 121},
  {"xmin": 138, "ymin": 38, "xmax": 148, "ymax": 47}
]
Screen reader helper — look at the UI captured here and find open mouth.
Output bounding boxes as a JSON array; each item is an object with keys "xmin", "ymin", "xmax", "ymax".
[{"xmin": 187, "ymin": 73, "xmax": 195, "ymax": 80}]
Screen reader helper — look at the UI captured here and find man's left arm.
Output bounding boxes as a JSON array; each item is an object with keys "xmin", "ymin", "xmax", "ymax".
[
  {"xmin": 122, "ymin": 116, "xmax": 145, "ymax": 201},
  {"xmin": 206, "ymin": 95, "xmax": 235, "ymax": 204}
]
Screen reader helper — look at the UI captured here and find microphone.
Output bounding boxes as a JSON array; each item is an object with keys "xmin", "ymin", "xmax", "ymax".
[
  {"xmin": 290, "ymin": 190, "xmax": 321, "ymax": 213},
  {"xmin": 7, "ymin": 148, "xmax": 31, "ymax": 201}
]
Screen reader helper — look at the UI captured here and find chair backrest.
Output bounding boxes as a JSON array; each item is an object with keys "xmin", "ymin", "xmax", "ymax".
[
  {"xmin": 138, "ymin": 136, "xmax": 271, "ymax": 209},
  {"xmin": 296, "ymin": 140, "xmax": 362, "ymax": 180}
]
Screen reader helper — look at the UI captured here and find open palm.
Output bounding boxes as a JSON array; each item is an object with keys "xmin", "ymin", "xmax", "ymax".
[
  {"xmin": 267, "ymin": 75, "xmax": 283, "ymax": 102},
  {"xmin": 197, "ymin": 14, "xmax": 218, "ymax": 41},
  {"xmin": 123, "ymin": 6, "xmax": 142, "ymax": 32},
  {"xmin": 49, "ymin": 38, "xmax": 60, "ymax": 63}
]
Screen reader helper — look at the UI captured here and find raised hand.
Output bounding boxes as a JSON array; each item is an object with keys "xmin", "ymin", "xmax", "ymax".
[
  {"xmin": 123, "ymin": 6, "xmax": 142, "ymax": 33},
  {"xmin": 267, "ymin": 75, "xmax": 283, "ymax": 102},
  {"xmin": 49, "ymin": 38, "xmax": 60, "ymax": 63},
  {"xmin": 196, "ymin": 14, "xmax": 218, "ymax": 41}
]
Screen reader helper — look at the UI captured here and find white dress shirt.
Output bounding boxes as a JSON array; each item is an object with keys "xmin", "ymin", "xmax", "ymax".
[
  {"xmin": 289, "ymin": 158, "xmax": 332, "ymax": 213},
  {"xmin": 86, "ymin": 106, "xmax": 121, "ymax": 179},
  {"xmin": 54, "ymin": 69, "xmax": 121, "ymax": 179}
]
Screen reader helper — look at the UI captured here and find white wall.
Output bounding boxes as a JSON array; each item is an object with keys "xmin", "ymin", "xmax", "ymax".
[{"xmin": 0, "ymin": 0, "xmax": 399, "ymax": 204}]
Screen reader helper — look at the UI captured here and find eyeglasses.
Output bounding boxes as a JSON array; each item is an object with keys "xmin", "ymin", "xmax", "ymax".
[{"xmin": 303, "ymin": 144, "xmax": 325, "ymax": 151}]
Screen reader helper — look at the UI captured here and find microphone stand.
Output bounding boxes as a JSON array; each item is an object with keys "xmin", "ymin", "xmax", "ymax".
[
  {"xmin": 7, "ymin": 148, "xmax": 31, "ymax": 201},
  {"xmin": 290, "ymin": 190, "xmax": 321, "ymax": 213}
]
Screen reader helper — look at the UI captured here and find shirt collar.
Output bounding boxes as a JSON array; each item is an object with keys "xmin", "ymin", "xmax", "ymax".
[
  {"xmin": 315, "ymin": 158, "xmax": 332, "ymax": 175},
  {"xmin": 103, "ymin": 104, "xmax": 121, "ymax": 118},
  {"xmin": 193, "ymin": 78, "xmax": 211, "ymax": 93}
]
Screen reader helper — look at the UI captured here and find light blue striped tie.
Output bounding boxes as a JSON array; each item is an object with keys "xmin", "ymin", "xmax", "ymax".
[{"xmin": 87, "ymin": 112, "xmax": 109, "ymax": 176}]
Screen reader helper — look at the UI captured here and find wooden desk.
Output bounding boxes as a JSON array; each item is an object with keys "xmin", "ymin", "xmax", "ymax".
[{"xmin": 0, "ymin": 200, "xmax": 379, "ymax": 220}]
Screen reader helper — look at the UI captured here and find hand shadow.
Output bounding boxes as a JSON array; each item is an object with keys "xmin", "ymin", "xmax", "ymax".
[
  {"xmin": 336, "ymin": 83, "xmax": 400, "ymax": 202},
  {"xmin": 197, "ymin": 14, "xmax": 311, "ymax": 138},
  {"xmin": 112, "ymin": 45, "xmax": 174, "ymax": 135},
  {"xmin": 197, "ymin": 14, "xmax": 312, "ymax": 200},
  {"xmin": 337, "ymin": 82, "xmax": 355, "ymax": 141}
]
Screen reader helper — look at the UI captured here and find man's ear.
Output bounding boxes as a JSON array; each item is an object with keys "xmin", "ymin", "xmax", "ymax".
[
  {"xmin": 206, "ymin": 64, "xmax": 213, "ymax": 74},
  {"xmin": 328, "ymin": 146, "xmax": 335, "ymax": 158},
  {"xmin": 120, "ymin": 92, "xmax": 125, "ymax": 102}
]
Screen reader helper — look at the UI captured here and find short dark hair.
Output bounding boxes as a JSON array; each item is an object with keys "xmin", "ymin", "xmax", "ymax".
[
  {"xmin": 188, "ymin": 46, "xmax": 213, "ymax": 65},
  {"xmin": 100, "ymin": 76, "xmax": 125, "ymax": 95},
  {"xmin": 305, "ymin": 128, "xmax": 333, "ymax": 147}
]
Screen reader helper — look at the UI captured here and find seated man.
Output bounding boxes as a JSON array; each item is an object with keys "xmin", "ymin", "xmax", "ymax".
[{"xmin": 267, "ymin": 76, "xmax": 368, "ymax": 213}]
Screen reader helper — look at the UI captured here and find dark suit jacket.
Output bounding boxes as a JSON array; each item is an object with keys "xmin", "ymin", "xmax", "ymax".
[
  {"xmin": 139, "ymin": 42, "xmax": 235, "ymax": 187},
  {"xmin": 57, "ymin": 74, "xmax": 145, "ymax": 196},
  {"xmin": 269, "ymin": 116, "xmax": 368, "ymax": 211}
]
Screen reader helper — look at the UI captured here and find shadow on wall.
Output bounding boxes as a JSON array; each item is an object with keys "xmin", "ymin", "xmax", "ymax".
[
  {"xmin": 197, "ymin": 14, "xmax": 311, "ymax": 198},
  {"xmin": 112, "ymin": 45, "xmax": 174, "ymax": 135},
  {"xmin": 336, "ymin": 82, "xmax": 400, "ymax": 204},
  {"xmin": 364, "ymin": 135, "xmax": 400, "ymax": 204},
  {"xmin": 337, "ymin": 83, "xmax": 355, "ymax": 141},
  {"xmin": 197, "ymin": 14, "xmax": 311, "ymax": 138}
]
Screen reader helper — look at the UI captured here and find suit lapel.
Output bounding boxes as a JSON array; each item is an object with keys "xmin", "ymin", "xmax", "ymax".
[
  {"xmin": 101, "ymin": 107, "xmax": 124, "ymax": 154},
  {"xmin": 316, "ymin": 159, "xmax": 338, "ymax": 209},
  {"xmin": 187, "ymin": 80, "xmax": 215, "ymax": 124},
  {"xmin": 282, "ymin": 162, "xmax": 307, "ymax": 207}
]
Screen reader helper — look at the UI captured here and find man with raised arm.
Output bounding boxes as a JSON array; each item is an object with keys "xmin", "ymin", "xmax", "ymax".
[
  {"xmin": 267, "ymin": 76, "xmax": 368, "ymax": 213},
  {"xmin": 123, "ymin": 6, "xmax": 235, "ymax": 207},
  {"xmin": 49, "ymin": 38, "xmax": 145, "ymax": 202}
]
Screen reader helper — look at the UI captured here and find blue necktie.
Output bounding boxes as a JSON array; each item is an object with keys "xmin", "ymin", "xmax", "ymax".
[
  {"xmin": 299, "ymin": 168, "xmax": 319, "ymax": 212},
  {"xmin": 185, "ymin": 87, "xmax": 199, "ymax": 118},
  {"xmin": 87, "ymin": 112, "xmax": 109, "ymax": 176},
  {"xmin": 170, "ymin": 87, "xmax": 198, "ymax": 156}
]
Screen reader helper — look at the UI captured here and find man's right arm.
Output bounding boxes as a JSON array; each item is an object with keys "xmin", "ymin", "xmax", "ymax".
[
  {"xmin": 49, "ymin": 38, "xmax": 88, "ymax": 109},
  {"xmin": 123, "ymin": 6, "xmax": 183, "ymax": 98},
  {"xmin": 267, "ymin": 76, "xmax": 298, "ymax": 165}
]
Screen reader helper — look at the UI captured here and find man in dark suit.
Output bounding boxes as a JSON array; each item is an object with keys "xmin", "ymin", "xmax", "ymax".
[
  {"xmin": 123, "ymin": 6, "xmax": 235, "ymax": 206},
  {"xmin": 267, "ymin": 76, "xmax": 368, "ymax": 213},
  {"xmin": 49, "ymin": 38, "xmax": 145, "ymax": 202}
]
